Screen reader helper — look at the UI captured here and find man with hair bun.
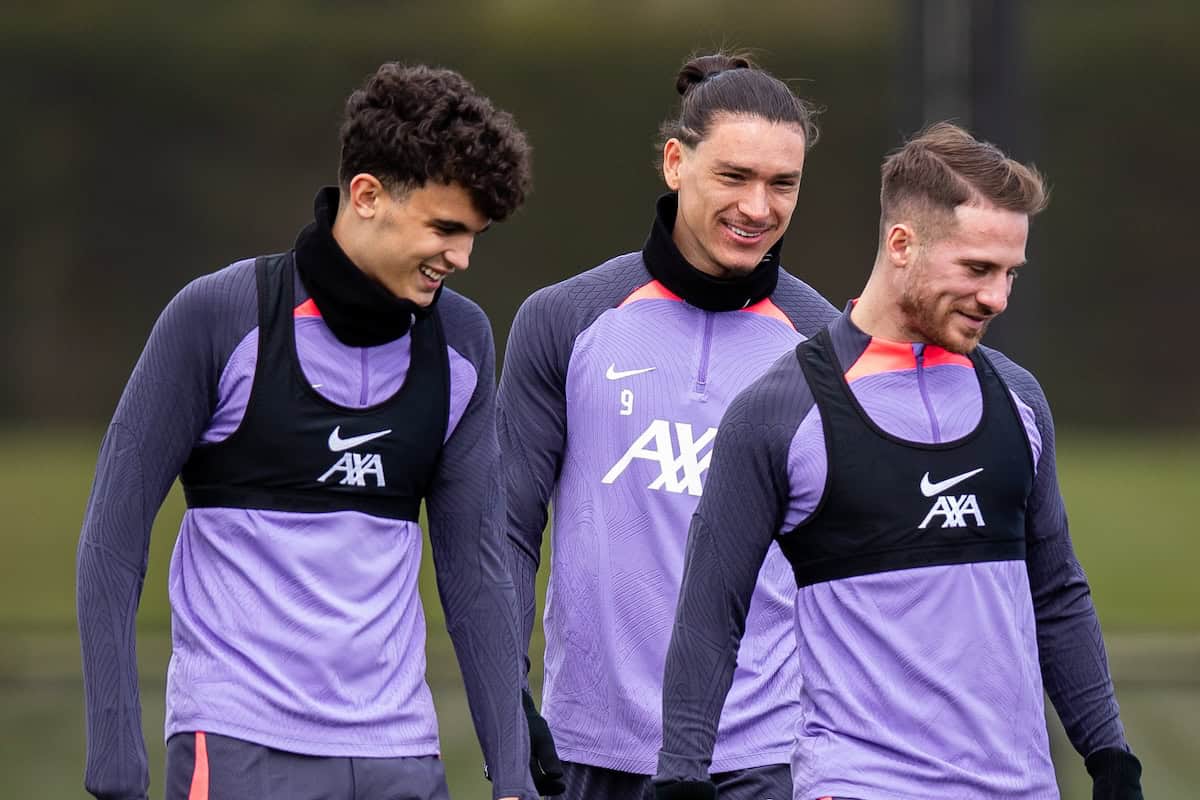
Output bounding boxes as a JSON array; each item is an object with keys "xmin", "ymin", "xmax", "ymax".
[
  {"xmin": 656, "ymin": 122, "xmax": 1143, "ymax": 799},
  {"xmin": 78, "ymin": 62, "xmax": 539, "ymax": 800},
  {"xmin": 500, "ymin": 52, "xmax": 837, "ymax": 799}
]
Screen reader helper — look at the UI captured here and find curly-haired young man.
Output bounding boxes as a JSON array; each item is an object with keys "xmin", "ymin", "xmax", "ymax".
[{"xmin": 77, "ymin": 62, "xmax": 540, "ymax": 800}]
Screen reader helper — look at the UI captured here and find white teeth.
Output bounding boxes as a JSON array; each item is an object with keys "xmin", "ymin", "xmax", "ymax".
[
  {"xmin": 728, "ymin": 224, "xmax": 762, "ymax": 239},
  {"xmin": 419, "ymin": 266, "xmax": 444, "ymax": 282}
]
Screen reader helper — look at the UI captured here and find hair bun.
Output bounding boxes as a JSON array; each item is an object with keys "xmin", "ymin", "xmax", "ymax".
[{"xmin": 674, "ymin": 52, "xmax": 755, "ymax": 96}]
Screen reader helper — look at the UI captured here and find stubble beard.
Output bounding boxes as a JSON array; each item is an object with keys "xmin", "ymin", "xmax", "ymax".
[{"xmin": 899, "ymin": 276, "xmax": 985, "ymax": 355}]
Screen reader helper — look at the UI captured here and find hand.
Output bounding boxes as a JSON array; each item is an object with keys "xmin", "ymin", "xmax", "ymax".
[
  {"xmin": 522, "ymin": 689, "xmax": 566, "ymax": 795},
  {"xmin": 653, "ymin": 780, "xmax": 718, "ymax": 800},
  {"xmin": 1086, "ymin": 747, "xmax": 1143, "ymax": 799}
]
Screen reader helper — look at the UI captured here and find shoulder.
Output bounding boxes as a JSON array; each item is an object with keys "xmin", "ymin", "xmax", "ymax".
[
  {"xmin": 167, "ymin": 257, "xmax": 258, "ymax": 319},
  {"xmin": 724, "ymin": 348, "xmax": 816, "ymax": 437},
  {"xmin": 979, "ymin": 344, "xmax": 1050, "ymax": 416},
  {"xmin": 515, "ymin": 251, "xmax": 650, "ymax": 334},
  {"xmin": 151, "ymin": 258, "xmax": 259, "ymax": 359},
  {"xmin": 772, "ymin": 268, "xmax": 839, "ymax": 336},
  {"xmin": 438, "ymin": 288, "xmax": 495, "ymax": 366}
]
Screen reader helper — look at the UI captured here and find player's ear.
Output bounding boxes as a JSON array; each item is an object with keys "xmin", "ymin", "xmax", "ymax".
[
  {"xmin": 346, "ymin": 173, "xmax": 386, "ymax": 220},
  {"xmin": 662, "ymin": 139, "xmax": 686, "ymax": 191},
  {"xmin": 885, "ymin": 223, "xmax": 917, "ymax": 268}
]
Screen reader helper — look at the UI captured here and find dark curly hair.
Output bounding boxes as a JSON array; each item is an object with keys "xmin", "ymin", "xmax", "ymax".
[{"xmin": 338, "ymin": 63, "xmax": 532, "ymax": 221}]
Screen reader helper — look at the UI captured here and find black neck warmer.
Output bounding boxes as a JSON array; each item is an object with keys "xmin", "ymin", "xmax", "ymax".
[
  {"xmin": 293, "ymin": 187, "xmax": 441, "ymax": 347},
  {"xmin": 641, "ymin": 193, "xmax": 782, "ymax": 311}
]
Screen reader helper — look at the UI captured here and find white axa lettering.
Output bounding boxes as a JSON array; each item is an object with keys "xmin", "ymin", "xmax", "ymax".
[
  {"xmin": 918, "ymin": 494, "xmax": 985, "ymax": 529},
  {"xmin": 318, "ymin": 452, "xmax": 387, "ymax": 488},
  {"xmin": 602, "ymin": 419, "xmax": 717, "ymax": 496}
]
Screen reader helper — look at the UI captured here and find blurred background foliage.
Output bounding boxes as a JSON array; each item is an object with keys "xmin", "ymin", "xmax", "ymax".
[{"xmin": 1, "ymin": 0, "xmax": 1197, "ymax": 797}]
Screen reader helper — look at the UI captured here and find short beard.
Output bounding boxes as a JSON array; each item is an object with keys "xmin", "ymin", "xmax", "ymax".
[{"xmin": 899, "ymin": 272, "xmax": 985, "ymax": 355}]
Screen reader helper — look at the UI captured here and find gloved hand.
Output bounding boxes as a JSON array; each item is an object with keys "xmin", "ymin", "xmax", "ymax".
[
  {"xmin": 1086, "ymin": 747, "xmax": 1143, "ymax": 799},
  {"xmin": 522, "ymin": 689, "xmax": 566, "ymax": 796},
  {"xmin": 653, "ymin": 780, "xmax": 718, "ymax": 800}
]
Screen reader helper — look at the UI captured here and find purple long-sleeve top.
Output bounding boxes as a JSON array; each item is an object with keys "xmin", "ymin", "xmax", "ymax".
[
  {"xmin": 498, "ymin": 196, "xmax": 840, "ymax": 774},
  {"xmin": 77, "ymin": 244, "xmax": 535, "ymax": 799},
  {"xmin": 657, "ymin": 308, "xmax": 1130, "ymax": 799}
]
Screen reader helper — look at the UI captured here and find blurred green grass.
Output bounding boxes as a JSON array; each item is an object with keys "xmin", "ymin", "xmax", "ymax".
[{"xmin": 1, "ymin": 428, "xmax": 1197, "ymax": 798}]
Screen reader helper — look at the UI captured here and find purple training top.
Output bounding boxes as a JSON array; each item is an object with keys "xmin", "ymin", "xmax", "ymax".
[
  {"xmin": 78, "ymin": 252, "xmax": 536, "ymax": 800},
  {"xmin": 657, "ymin": 308, "xmax": 1131, "ymax": 800},
  {"xmin": 499, "ymin": 237, "xmax": 839, "ymax": 774}
]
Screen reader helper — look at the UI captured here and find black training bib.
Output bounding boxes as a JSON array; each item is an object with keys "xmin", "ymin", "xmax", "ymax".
[
  {"xmin": 778, "ymin": 328, "xmax": 1034, "ymax": 588},
  {"xmin": 181, "ymin": 254, "xmax": 449, "ymax": 521}
]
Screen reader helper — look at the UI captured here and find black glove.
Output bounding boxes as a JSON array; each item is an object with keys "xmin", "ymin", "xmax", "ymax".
[
  {"xmin": 1086, "ymin": 747, "xmax": 1143, "ymax": 800},
  {"xmin": 653, "ymin": 780, "xmax": 718, "ymax": 800},
  {"xmin": 522, "ymin": 689, "xmax": 566, "ymax": 796}
]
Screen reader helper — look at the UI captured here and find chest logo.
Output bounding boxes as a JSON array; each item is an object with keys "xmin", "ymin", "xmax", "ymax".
[
  {"xmin": 605, "ymin": 363, "xmax": 656, "ymax": 380},
  {"xmin": 318, "ymin": 426, "xmax": 390, "ymax": 488},
  {"xmin": 602, "ymin": 419, "xmax": 716, "ymax": 496},
  {"xmin": 918, "ymin": 467, "xmax": 984, "ymax": 529},
  {"xmin": 328, "ymin": 425, "xmax": 392, "ymax": 452},
  {"xmin": 919, "ymin": 467, "xmax": 984, "ymax": 497}
]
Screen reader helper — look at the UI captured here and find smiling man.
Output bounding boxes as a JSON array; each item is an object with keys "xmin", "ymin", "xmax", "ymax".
[
  {"xmin": 655, "ymin": 123, "xmax": 1144, "ymax": 800},
  {"xmin": 498, "ymin": 52, "xmax": 838, "ymax": 800},
  {"xmin": 77, "ymin": 63, "xmax": 539, "ymax": 800}
]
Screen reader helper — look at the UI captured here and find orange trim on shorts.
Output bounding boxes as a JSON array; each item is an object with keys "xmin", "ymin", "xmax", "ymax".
[
  {"xmin": 618, "ymin": 280, "xmax": 682, "ymax": 306},
  {"xmin": 188, "ymin": 731, "xmax": 209, "ymax": 800},
  {"xmin": 740, "ymin": 297, "xmax": 794, "ymax": 327},
  {"xmin": 294, "ymin": 298, "xmax": 322, "ymax": 318}
]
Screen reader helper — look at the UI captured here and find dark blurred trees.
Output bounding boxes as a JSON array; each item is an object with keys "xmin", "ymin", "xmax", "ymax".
[{"xmin": 1, "ymin": 0, "xmax": 1196, "ymax": 428}]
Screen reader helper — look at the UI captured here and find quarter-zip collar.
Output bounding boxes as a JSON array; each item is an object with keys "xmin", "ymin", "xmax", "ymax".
[
  {"xmin": 294, "ymin": 187, "xmax": 441, "ymax": 347},
  {"xmin": 641, "ymin": 193, "xmax": 782, "ymax": 312},
  {"xmin": 834, "ymin": 302, "xmax": 972, "ymax": 380}
]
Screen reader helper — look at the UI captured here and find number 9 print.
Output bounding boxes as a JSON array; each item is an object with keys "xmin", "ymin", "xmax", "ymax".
[{"xmin": 619, "ymin": 388, "xmax": 634, "ymax": 416}]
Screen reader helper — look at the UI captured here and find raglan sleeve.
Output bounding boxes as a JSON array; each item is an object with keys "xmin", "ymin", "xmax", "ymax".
[
  {"xmin": 424, "ymin": 300, "xmax": 537, "ymax": 800},
  {"xmin": 655, "ymin": 381, "xmax": 793, "ymax": 785},
  {"xmin": 77, "ymin": 277, "xmax": 226, "ymax": 800},
  {"xmin": 1015, "ymin": 370, "xmax": 1135, "ymax": 765},
  {"xmin": 495, "ymin": 287, "xmax": 574, "ymax": 678}
]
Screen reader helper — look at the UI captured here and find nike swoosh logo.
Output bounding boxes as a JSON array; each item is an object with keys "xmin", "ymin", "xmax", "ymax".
[
  {"xmin": 328, "ymin": 425, "xmax": 392, "ymax": 452},
  {"xmin": 605, "ymin": 364, "xmax": 656, "ymax": 380},
  {"xmin": 920, "ymin": 467, "xmax": 984, "ymax": 497}
]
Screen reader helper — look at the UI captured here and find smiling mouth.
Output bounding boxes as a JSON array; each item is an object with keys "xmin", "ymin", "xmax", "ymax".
[
  {"xmin": 723, "ymin": 221, "xmax": 771, "ymax": 240},
  {"xmin": 956, "ymin": 310, "xmax": 990, "ymax": 329},
  {"xmin": 419, "ymin": 265, "xmax": 447, "ymax": 283}
]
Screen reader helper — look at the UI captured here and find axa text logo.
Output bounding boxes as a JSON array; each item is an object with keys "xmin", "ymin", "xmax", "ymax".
[
  {"xmin": 602, "ymin": 419, "xmax": 716, "ymax": 496},
  {"xmin": 918, "ymin": 468, "xmax": 984, "ymax": 529},
  {"xmin": 318, "ymin": 425, "xmax": 390, "ymax": 487}
]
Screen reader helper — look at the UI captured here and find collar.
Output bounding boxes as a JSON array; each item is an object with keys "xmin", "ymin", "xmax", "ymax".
[
  {"xmin": 834, "ymin": 301, "xmax": 973, "ymax": 381},
  {"xmin": 640, "ymin": 193, "xmax": 782, "ymax": 312},
  {"xmin": 293, "ymin": 187, "xmax": 441, "ymax": 347}
]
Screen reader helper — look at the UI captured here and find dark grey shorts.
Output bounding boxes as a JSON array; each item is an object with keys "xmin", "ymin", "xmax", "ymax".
[
  {"xmin": 165, "ymin": 731, "xmax": 450, "ymax": 800},
  {"xmin": 559, "ymin": 760, "xmax": 792, "ymax": 800}
]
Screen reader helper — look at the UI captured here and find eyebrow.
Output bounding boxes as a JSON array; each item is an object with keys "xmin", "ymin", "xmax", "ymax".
[
  {"xmin": 960, "ymin": 258, "xmax": 1027, "ymax": 270},
  {"xmin": 432, "ymin": 218, "xmax": 492, "ymax": 235},
  {"xmin": 712, "ymin": 160, "xmax": 803, "ymax": 181}
]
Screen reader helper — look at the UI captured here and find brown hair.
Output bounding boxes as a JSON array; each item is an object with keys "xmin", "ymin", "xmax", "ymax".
[
  {"xmin": 339, "ymin": 63, "xmax": 532, "ymax": 221},
  {"xmin": 656, "ymin": 51, "xmax": 820, "ymax": 157},
  {"xmin": 879, "ymin": 122, "xmax": 1047, "ymax": 241}
]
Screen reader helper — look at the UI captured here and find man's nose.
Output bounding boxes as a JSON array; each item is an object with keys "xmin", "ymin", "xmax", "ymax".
[
  {"xmin": 443, "ymin": 237, "xmax": 474, "ymax": 271},
  {"xmin": 977, "ymin": 273, "xmax": 1010, "ymax": 315},
  {"xmin": 736, "ymin": 184, "xmax": 770, "ymax": 222}
]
